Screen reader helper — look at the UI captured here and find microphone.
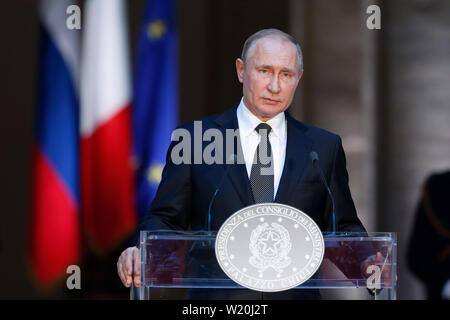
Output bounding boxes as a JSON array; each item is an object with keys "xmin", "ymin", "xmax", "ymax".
[
  {"xmin": 188, "ymin": 154, "xmax": 234, "ymax": 268},
  {"xmin": 207, "ymin": 154, "xmax": 237, "ymax": 232},
  {"xmin": 309, "ymin": 151, "xmax": 337, "ymax": 234},
  {"xmin": 188, "ymin": 155, "xmax": 236, "ymax": 271}
]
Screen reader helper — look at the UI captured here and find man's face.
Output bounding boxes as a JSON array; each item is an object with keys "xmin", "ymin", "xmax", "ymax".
[{"xmin": 236, "ymin": 37, "xmax": 303, "ymax": 122}]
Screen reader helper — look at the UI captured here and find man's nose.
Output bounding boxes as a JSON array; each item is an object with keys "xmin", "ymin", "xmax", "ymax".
[{"xmin": 268, "ymin": 76, "xmax": 281, "ymax": 93}]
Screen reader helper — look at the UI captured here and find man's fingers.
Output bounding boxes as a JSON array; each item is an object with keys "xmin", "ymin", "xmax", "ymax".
[
  {"xmin": 124, "ymin": 273, "xmax": 132, "ymax": 287},
  {"xmin": 117, "ymin": 248, "xmax": 140, "ymax": 288},
  {"xmin": 383, "ymin": 274, "xmax": 396, "ymax": 287},
  {"xmin": 122, "ymin": 266, "xmax": 132, "ymax": 287},
  {"xmin": 132, "ymin": 248, "xmax": 141, "ymax": 287},
  {"xmin": 124, "ymin": 250, "xmax": 134, "ymax": 276},
  {"xmin": 381, "ymin": 268, "xmax": 391, "ymax": 279},
  {"xmin": 117, "ymin": 262, "xmax": 125, "ymax": 284},
  {"xmin": 117, "ymin": 262, "xmax": 130, "ymax": 287},
  {"xmin": 132, "ymin": 248, "xmax": 141, "ymax": 275}
]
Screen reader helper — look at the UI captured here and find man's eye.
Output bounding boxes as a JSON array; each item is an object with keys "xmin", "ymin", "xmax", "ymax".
[
  {"xmin": 283, "ymin": 73, "xmax": 291, "ymax": 77},
  {"xmin": 260, "ymin": 69, "xmax": 267, "ymax": 73}
]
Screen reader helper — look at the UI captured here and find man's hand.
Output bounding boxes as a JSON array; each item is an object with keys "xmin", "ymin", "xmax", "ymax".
[
  {"xmin": 361, "ymin": 252, "xmax": 397, "ymax": 288},
  {"xmin": 117, "ymin": 247, "xmax": 141, "ymax": 288}
]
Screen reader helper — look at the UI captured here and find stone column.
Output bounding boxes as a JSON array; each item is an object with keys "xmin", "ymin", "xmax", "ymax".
[
  {"xmin": 289, "ymin": 0, "xmax": 379, "ymax": 299},
  {"xmin": 290, "ymin": 0, "xmax": 377, "ymax": 231},
  {"xmin": 379, "ymin": 0, "xmax": 450, "ymax": 299}
]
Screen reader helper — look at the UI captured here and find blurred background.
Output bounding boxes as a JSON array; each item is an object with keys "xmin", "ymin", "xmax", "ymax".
[{"xmin": 1, "ymin": 0, "xmax": 449, "ymax": 300}]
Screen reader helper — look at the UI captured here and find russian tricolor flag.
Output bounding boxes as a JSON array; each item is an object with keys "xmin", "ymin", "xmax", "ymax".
[
  {"xmin": 30, "ymin": 0, "xmax": 81, "ymax": 285},
  {"xmin": 80, "ymin": 0, "xmax": 136, "ymax": 252}
]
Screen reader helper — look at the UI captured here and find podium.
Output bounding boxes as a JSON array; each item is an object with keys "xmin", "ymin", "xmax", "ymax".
[{"xmin": 131, "ymin": 230, "xmax": 397, "ymax": 300}]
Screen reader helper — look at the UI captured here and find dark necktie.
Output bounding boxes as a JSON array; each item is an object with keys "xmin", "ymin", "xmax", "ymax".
[{"xmin": 250, "ymin": 123, "xmax": 274, "ymax": 203}]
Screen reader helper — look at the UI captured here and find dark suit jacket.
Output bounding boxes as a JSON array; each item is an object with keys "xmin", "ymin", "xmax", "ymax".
[
  {"xmin": 135, "ymin": 106, "xmax": 365, "ymax": 235},
  {"xmin": 133, "ymin": 106, "xmax": 366, "ymax": 299},
  {"xmin": 407, "ymin": 171, "xmax": 450, "ymax": 300}
]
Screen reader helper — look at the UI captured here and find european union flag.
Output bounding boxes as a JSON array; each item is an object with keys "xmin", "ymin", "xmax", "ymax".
[{"xmin": 133, "ymin": 0, "xmax": 179, "ymax": 219}]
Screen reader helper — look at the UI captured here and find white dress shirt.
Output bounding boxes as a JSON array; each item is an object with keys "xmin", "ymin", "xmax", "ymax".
[{"xmin": 236, "ymin": 97, "xmax": 287, "ymax": 199}]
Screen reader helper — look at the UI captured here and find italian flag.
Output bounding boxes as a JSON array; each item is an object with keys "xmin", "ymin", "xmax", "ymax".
[{"xmin": 80, "ymin": 0, "xmax": 136, "ymax": 253}]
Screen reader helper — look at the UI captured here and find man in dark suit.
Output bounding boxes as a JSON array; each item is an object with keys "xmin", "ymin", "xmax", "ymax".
[{"xmin": 117, "ymin": 29, "xmax": 368, "ymax": 293}]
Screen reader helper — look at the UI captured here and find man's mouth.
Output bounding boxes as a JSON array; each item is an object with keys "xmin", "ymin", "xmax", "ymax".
[{"xmin": 262, "ymin": 98, "xmax": 280, "ymax": 104}]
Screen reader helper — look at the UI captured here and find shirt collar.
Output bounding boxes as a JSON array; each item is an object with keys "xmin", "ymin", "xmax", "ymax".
[{"xmin": 236, "ymin": 97, "xmax": 286, "ymax": 139}]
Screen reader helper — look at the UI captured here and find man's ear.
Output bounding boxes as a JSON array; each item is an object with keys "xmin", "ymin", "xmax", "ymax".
[
  {"xmin": 236, "ymin": 58, "xmax": 244, "ymax": 83},
  {"xmin": 298, "ymin": 69, "xmax": 304, "ymax": 81}
]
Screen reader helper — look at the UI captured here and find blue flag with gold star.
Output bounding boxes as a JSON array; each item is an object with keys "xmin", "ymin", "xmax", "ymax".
[{"xmin": 133, "ymin": 0, "xmax": 178, "ymax": 219}]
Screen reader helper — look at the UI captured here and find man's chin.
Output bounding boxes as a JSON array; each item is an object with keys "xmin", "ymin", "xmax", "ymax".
[
  {"xmin": 258, "ymin": 106, "xmax": 285, "ymax": 117},
  {"xmin": 256, "ymin": 111, "xmax": 280, "ymax": 121}
]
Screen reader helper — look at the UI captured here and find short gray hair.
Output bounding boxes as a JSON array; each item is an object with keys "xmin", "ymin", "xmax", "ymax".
[{"xmin": 241, "ymin": 28, "xmax": 303, "ymax": 73}]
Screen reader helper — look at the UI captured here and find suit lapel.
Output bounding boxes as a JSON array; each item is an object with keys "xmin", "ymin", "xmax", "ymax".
[
  {"xmin": 214, "ymin": 108, "xmax": 312, "ymax": 206},
  {"xmin": 214, "ymin": 107, "xmax": 255, "ymax": 207},
  {"xmin": 275, "ymin": 113, "xmax": 312, "ymax": 204}
]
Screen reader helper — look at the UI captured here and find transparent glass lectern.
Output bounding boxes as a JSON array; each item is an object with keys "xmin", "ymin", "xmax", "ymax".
[{"xmin": 131, "ymin": 231, "xmax": 397, "ymax": 300}]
